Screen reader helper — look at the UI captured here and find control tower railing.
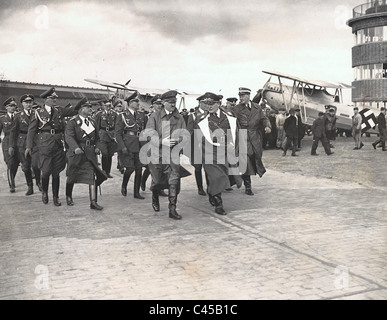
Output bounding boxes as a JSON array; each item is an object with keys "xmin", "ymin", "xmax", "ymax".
[{"xmin": 353, "ymin": 1, "xmax": 387, "ymax": 18}]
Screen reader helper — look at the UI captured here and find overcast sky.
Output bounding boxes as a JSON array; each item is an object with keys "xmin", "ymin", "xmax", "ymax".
[{"xmin": 0, "ymin": 0, "xmax": 361, "ymax": 103}]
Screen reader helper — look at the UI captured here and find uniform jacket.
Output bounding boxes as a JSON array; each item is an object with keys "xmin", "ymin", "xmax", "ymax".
[
  {"xmin": 233, "ymin": 101, "xmax": 270, "ymax": 177},
  {"xmin": 10, "ymin": 110, "xmax": 35, "ymax": 150},
  {"xmin": 377, "ymin": 112, "xmax": 386, "ymax": 131},
  {"xmin": 26, "ymin": 105, "xmax": 79, "ymax": 152},
  {"xmin": 284, "ymin": 115, "xmax": 298, "ymax": 139},
  {"xmin": 352, "ymin": 113, "xmax": 362, "ymax": 131},
  {"xmin": 0, "ymin": 113, "xmax": 17, "ymax": 145},
  {"xmin": 115, "ymin": 109, "xmax": 147, "ymax": 153},
  {"xmin": 145, "ymin": 107, "xmax": 189, "ymax": 145},
  {"xmin": 94, "ymin": 109, "xmax": 117, "ymax": 142},
  {"xmin": 312, "ymin": 117, "xmax": 327, "ymax": 138}
]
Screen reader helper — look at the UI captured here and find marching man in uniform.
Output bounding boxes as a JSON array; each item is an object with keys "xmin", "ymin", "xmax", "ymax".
[
  {"xmin": 0, "ymin": 97, "xmax": 19, "ymax": 193},
  {"xmin": 94, "ymin": 99, "xmax": 117, "ymax": 178},
  {"xmin": 142, "ymin": 90, "xmax": 190, "ymax": 220},
  {"xmin": 115, "ymin": 92, "xmax": 147, "ymax": 200},
  {"xmin": 25, "ymin": 87, "xmax": 83, "ymax": 206},
  {"xmin": 65, "ymin": 101, "xmax": 106, "ymax": 210},
  {"xmin": 195, "ymin": 92, "xmax": 242, "ymax": 215},
  {"xmin": 233, "ymin": 88, "xmax": 271, "ymax": 196},
  {"xmin": 9, "ymin": 94, "xmax": 42, "ymax": 195}
]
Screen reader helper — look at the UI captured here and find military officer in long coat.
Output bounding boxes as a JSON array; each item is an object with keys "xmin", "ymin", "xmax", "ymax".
[
  {"xmin": 232, "ymin": 88, "xmax": 271, "ymax": 196},
  {"xmin": 25, "ymin": 87, "xmax": 83, "ymax": 206},
  {"xmin": 0, "ymin": 97, "xmax": 19, "ymax": 193},
  {"xmin": 115, "ymin": 92, "xmax": 147, "ymax": 200},
  {"xmin": 195, "ymin": 92, "xmax": 241, "ymax": 215},
  {"xmin": 186, "ymin": 94, "xmax": 209, "ymax": 196},
  {"xmin": 64, "ymin": 102, "xmax": 105, "ymax": 210},
  {"xmin": 142, "ymin": 90, "xmax": 190, "ymax": 220},
  {"xmin": 9, "ymin": 94, "xmax": 41, "ymax": 195}
]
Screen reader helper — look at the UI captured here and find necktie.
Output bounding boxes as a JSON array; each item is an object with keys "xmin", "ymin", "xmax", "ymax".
[
  {"xmin": 11, "ymin": 115, "xmax": 14, "ymax": 121},
  {"xmin": 85, "ymin": 118, "xmax": 89, "ymax": 126}
]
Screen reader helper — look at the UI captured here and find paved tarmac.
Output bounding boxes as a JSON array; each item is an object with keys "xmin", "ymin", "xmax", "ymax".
[{"xmin": 0, "ymin": 135, "xmax": 386, "ymax": 300}]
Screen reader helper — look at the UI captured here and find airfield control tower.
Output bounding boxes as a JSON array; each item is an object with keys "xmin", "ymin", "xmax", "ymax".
[{"xmin": 347, "ymin": 0, "xmax": 387, "ymax": 109}]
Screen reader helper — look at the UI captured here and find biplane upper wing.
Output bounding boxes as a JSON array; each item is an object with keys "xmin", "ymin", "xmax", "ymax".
[
  {"xmin": 262, "ymin": 70, "xmax": 351, "ymax": 89},
  {"xmin": 84, "ymin": 79, "xmax": 129, "ymax": 90}
]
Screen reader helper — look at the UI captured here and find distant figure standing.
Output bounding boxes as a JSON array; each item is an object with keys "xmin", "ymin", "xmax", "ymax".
[
  {"xmin": 352, "ymin": 107, "xmax": 363, "ymax": 150},
  {"xmin": 311, "ymin": 112, "xmax": 334, "ymax": 156},
  {"xmin": 295, "ymin": 109, "xmax": 305, "ymax": 149},
  {"xmin": 372, "ymin": 107, "xmax": 387, "ymax": 151},
  {"xmin": 276, "ymin": 110, "xmax": 286, "ymax": 149},
  {"xmin": 325, "ymin": 107, "xmax": 337, "ymax": 148},
  {"xmin": 282, "ymin": 108, "xmax": 298, "ymax": 157}
]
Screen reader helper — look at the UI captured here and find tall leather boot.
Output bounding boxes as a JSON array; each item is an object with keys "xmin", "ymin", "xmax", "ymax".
[
  {"xmin": 52, "ymin": 176, "xmax": 61, "ymax": 207},
  {"xmin": 134, "ymin": 169, "xmax": 145, "ymax": 199},
  {"xmin": 382, "ymin": 141, "xmax": 386, "ymax": 151},
  {"xmin": 121, "ymin": 168, "xmax": 133, "ymax": 196},
  {"xmin": 33, "ymin": 167, "xmax": 42, "ymax": 191},
  {"xmin": 107, "ymin": 156, "xmax": 113, "ymax": 177},
  {"xmin": 209, "ymin": 194, "xmax": 217, "ymax": 207},
  {"xmin": 41, "ymin": 174, "xmax": 49, "ymax": 204},
  {"xmin": 195, "ymin": 169, "xmax": 206, "ymax": 196},
  {"xmin": 102, "ymin": 156, "xmax": 113, "ymax": 178},
  {"xmin": 66, "ymin": 182, "xmax": 74, "ymax": 206},
  {"xmin": 214, "ymin": 193, "xmax": 226, "ymax": 215},
  {"xmin": 168, "ymin": 184, "xmax": 182, "ymax": 220},
  {"xmin": 7, "ymin": 169, "xmax": 15, "ymax": 193},
  {"xmin": 152, "ymin": 190, "xmax": 160, "ymax": 212},
  {"xmin": 141, "ymin": 167, "xmax": 150, "ymax": 191},
  {"xmin": 24, "ymin": 169, "xmax": 34, "ymax": 196},
  {"xmin": 242, "ymin": 175, "xmax": 254, "ymax": 196},
  {"xmin": 90, "ymin": 182, "xmax": 103, "ymax": 210}
]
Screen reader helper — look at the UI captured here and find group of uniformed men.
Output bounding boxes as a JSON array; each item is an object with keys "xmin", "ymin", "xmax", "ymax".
[{"xmin": 0, "ymin": 86, "xmax": 273, "ymax": 219}]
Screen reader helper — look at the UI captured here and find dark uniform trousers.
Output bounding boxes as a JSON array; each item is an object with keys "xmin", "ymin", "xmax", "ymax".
[
  {"xmin": 115, "ymin": 110, "xmax": 147, "ymax": 198},
  {"xmin": 10, "ymin": 111, "xmax": 41, "ymax": 192},
  {"xmin": 0, "ymin": 113, "xmax": 19, "ymax": 191},
  {"xmin": 95, "ymin": 110, "xmax": 117, "ymax": 176},
  {"xmin": 187, "ymin": 110, "xmax": 209, "ymax": 193},
  {"xmin": 27, "ymin": 106, "xmax": 79, "ymax": 202}
]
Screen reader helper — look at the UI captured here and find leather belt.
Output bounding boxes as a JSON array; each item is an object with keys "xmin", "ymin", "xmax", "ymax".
[
  {"xmin": 19, "ymin": 130, "xmax": 28, "ymax": 134},
  {"xmin": 80, "ymin": 140, "xmax": 94, "ymax": 147},
  {"xmin": 101, "ymin": 127, "xmax": 114, "ymax": 132},
  {"xmin": 38, "ymin": 129, "xmax": 63, "ymax": 135},
  {"xmin": 124, "ymin": 131, "xmax": 140, "ymax": 136}
]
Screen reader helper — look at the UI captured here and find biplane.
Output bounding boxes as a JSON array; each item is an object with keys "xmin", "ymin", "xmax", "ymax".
[
  {"xmin": 258, "ymin": 70, "xmax": 378, "ymax": 134},
  {"xmin": 84, "ymin": 78, "xmax": 199, "ymax": 111}
]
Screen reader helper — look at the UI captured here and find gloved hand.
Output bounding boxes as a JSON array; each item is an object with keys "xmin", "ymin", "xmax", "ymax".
[
  {"xmin": 8, "ymin": 147, "xmax": 15, "ymax": 156},
  {"xmin": 74, "ymin": 148, "xmax": 84, "ymax": 155},
  {"xmin": 25, "ymin": 148, "xmax": 31, "ymax": 158}
]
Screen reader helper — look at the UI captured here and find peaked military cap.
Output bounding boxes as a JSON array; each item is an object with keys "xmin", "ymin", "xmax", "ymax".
[
  {"xmin": 227, "ymin": 97, "xmax": 238, "ymax": 103},
  {"xmin": 196, "ymin": 94, "xmax": 205, "ymax": 102},
  {"xmin": 125, "ymin": 91, "xmax": 139, "ymax": 103},
  {"xmin": 40, "ymin": 87, "xmax": 58, "ymax": 99},
  {"xmin": 20, "ymin": 94, "xmax": 35, "ymax": 103},
  {"xmin": 114, "ymin": 100, "xmax": 123, "ymax": 107},
  {"xmin": 201, "ymin": 92, "xmax": 221, "ymax": 104},
  {"xmin": 218, "ymin": 95, "xmax": 223, "ymax": 100},
  {"xmin": 238, "ymin": 87, "xmax": 251, "ymax": 95},
  {"xmin": 160, "ymin": 90, "xmax": 178, "ymax": 101},
  {"xmin": 74, "ymin": 97, "xmax": 88, "ymax": 110},
  {"xmin": 3, "ymin": 97, "xmax": 17, "ymax": 107},
  {"xmin": 151, "ymin": 94, "xmax": 162, "ymax": 104}
]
